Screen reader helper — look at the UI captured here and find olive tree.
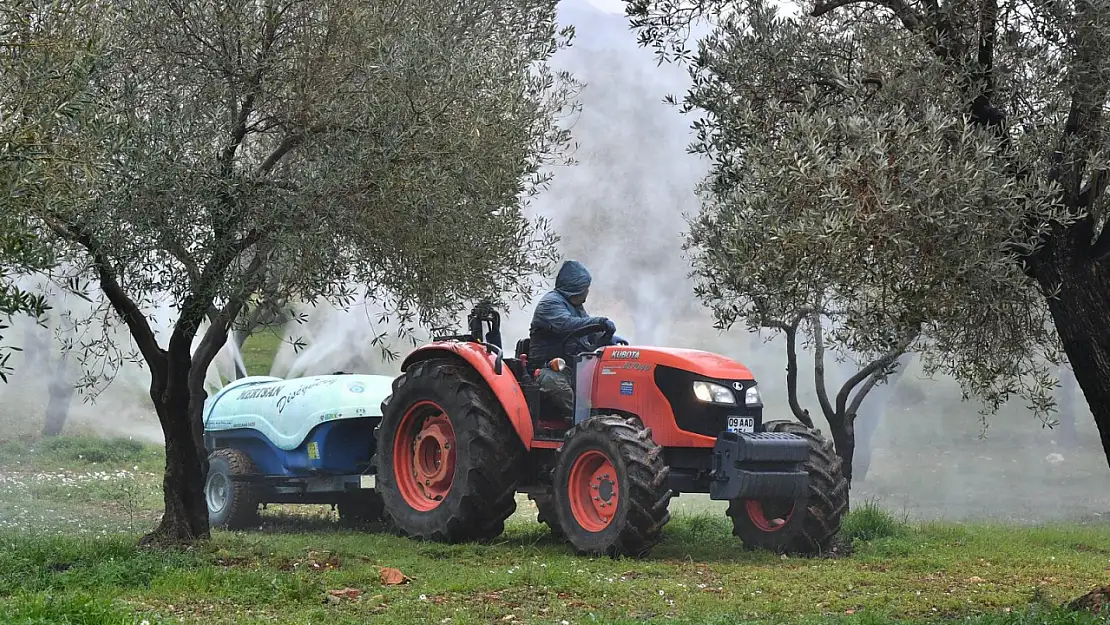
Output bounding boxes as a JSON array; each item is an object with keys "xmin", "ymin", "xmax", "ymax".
[
  {"xmin": 0, "ymin": 219, "xmax": 52, "ymax": 382},
  {"xmin": 7, "ymin": 0, "xmax": 579, "ymax": 545},
  {"xmin": 626, "ymin": 0, "xmax": 1110, "ymax": 470},
  {"xmin": 1, "ymin": 0, "xmax": 112, "ymax": 381}
]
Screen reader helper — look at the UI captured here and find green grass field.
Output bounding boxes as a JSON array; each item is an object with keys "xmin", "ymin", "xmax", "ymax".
[
  {"xmin": 1, "ymin": 334, "xmax": 1109, "ymax": 624},
  {"xmin": 240, "ymin": 331, "xmax": 283, "ymax": 377}
]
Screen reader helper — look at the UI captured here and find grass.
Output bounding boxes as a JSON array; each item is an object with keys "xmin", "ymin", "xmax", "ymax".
[
  {"xmin": 2, "ymin": 334, "xmax": 1109, "ymax": 624},
  {"xmin": 2, "ymin": 438, "xmax": 1110, "ymax": 625},
  {"xmin": 240, "ymin": 331, "xmax": 282, "ymax": 377},
  {"xmin": 841, "ymin": 499, "xmax": 910, "ymax": 542}
]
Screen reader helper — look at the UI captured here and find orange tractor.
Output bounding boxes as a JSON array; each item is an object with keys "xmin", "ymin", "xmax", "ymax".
[{"xmin": 372, "ymin": 305, "xmax": 848, "ymax": 557}]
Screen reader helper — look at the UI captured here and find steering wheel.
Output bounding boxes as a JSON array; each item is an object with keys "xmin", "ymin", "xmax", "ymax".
[{"xmin": 559, "ymin": 322, "xmax": 616, "ymax": 360}]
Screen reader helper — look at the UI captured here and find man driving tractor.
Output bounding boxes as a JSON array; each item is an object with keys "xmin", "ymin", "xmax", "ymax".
[{"xmin": 528, "ymin": 259, "xmax": 626, "ymax": 418}]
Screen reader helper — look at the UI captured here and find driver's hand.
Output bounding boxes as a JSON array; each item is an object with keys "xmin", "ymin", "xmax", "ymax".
[
  {"xmin": 612, "ymin": 334, "xmax": 629, "ymax": 346},
  {"xmin": 602, "ymin": 318, "xmax": 617, "ymax": 333}
]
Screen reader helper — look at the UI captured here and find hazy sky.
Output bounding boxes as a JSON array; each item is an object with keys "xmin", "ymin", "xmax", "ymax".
[
  {"xmin": 583, "ymin": 0, "xmax": 800, "ymax": 16},
  {"xmin": 581, "ymin": 0, "xmax": 799, "ymax": 16},
  {"xmin": 584, "ymin": 0, "xmax": 624, "ymax": 11}
]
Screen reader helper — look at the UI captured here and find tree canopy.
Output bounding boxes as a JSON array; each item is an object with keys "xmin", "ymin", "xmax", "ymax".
[
  {"xmin": 626, "ymin": 0, "xmax": 1110, "ymax": 467},
  {"xmin": 1, "ymin": 0, "xmax": 113, "ymax": 380},
  {"xmin": 2, "ymin": 0, "xmax": 581, "ymax": 544}
]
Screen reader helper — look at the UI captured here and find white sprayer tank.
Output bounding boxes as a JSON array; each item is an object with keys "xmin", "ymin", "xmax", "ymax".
[{"xmin": 202, "ymin": 374, "xmax": 396, "ymax": 451}]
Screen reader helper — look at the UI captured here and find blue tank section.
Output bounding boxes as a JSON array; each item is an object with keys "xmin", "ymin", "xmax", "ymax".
[{"xmin": 208, "ymin": 417, "xmax": 379, "ymax": 477}]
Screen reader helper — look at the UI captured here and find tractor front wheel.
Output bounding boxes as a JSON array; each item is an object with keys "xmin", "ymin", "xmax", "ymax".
[
  {"xmin": 727, "ymin": 420, "xmax": 848, "ymax": 555},
  {"xmin": 552, "ymin": 415, "xmax": 673, "ymax": 558},
  {"xmin": 373, "ymin": 358, "xmax": 524, "ymax": 543}
]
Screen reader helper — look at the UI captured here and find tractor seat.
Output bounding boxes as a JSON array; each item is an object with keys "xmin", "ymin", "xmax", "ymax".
[
  {"xmin": 515, "ymin": 337, "xmax": 531, "ymax": 361},
  {"xmin": 503, "ymin": 357, "xmax": 526, "ymax": 381}
]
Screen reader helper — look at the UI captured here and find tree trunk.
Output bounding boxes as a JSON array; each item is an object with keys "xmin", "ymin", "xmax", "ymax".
[
  {"xmin": 1031, "ymin": 241, "xmax": 1110, "ymax": 470},
  {"xmin": 139, "ymin": 344, "xmax": 210, "ymax": 546},
  {"xmin": 852, "ymin": 405, "xmax": 880, "ymax": 482},
  {"xmin": 231, "ymin": 328, "xmax": 249, "ymax": 379},
  {"xmin": 823, "ymin": 411, "xmax": 856, "ymax": 490},
  {"xmin": 41, "ymin": 352, "xmax": 74, "ymax": 437},
  {"xmin": 1055, "ymin": 367, "xmax": 1079, "ymax": 450}
]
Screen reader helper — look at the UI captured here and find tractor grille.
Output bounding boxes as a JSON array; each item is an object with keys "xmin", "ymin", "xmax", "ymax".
[{"xmin": 653, "ymin": 365, "xmax": 763, "ymax": 438}]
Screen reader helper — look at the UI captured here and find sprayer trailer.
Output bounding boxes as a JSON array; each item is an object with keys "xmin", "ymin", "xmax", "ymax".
[
  {"xmin": 201, "ymin": 372, "xmax": 395, "ymax": 529},
  {"xmin": 371, "ymin": 305, "xmax": 850, "ymax": 558}
]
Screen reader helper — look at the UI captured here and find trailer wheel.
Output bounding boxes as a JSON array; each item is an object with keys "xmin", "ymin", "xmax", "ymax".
[
  {"xmin": 206, "ymin": 448, "xmax": 261, "ymax": 530},
  {"xmin": 373, "ymin": 358, "xmax": 524, "ymax": 542},
  {"xmin": 552, "ymin": 415, "xmax": 673, "ymax": 558},
  {"xmin": 727, "ymin": 420, "xmax": 848, "ymax": 555}
]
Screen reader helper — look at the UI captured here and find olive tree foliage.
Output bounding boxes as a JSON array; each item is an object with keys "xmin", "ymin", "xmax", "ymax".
[
  {"xmin": 0, "ymin": 218, "xmax": 52, "ymax": 382},
  {"xmin": 0, "ymin": 1, "xmax": 112, "ymax": 381},
  {"xmin": 625, "ymin": 0, "xmax": 1110, "ymax": 470},
  {"xmin": 7, "ymin": 0, "xmax": 580, "ymax": 545}
]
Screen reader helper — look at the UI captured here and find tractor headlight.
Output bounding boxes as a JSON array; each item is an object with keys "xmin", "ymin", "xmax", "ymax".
[
  {"xmin": 692, "ymin": 381, "xmax": 736, "ymax": 405},
  {"xmin": 744, "ymin": 384, "xmax": 762, "ymax": 407}
]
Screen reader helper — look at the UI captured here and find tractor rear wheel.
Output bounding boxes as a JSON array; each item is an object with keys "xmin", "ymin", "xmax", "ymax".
[
  {"xmin": 727, "ymin": 419, "xmax": 848, "ymax": 555},
  {"xmin": 373, "ymin": 358, "xmax": 524, "ymax": 543},
  {"xmin": 551, "ymin": 415, "xmax": 673, "ymax": 558},
  {"xmin": 206, "ymin": 448, "xmax": 261, "ymax": 530}
]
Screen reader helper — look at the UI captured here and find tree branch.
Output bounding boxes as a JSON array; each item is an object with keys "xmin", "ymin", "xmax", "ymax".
[
  {"xmin": 256, "ymin": 134, "xmax": 304, "ymax": 176},
  {"xmin": 836, "ymin": 327, "xmax": 918, "ymax": 418},
  {"xmin": 40, "ymin": 214, "xmax": 166, "ymax": 370},
  {"xmin": 968, "ymin": 0, "xmax": 1001, "ymax": 132},
  {"xmin": 164, "ymin": 238, "xmax": 201, "ymax": 285},
  {"xmin": 256, "ymin": 123, "xmax": 367, "ymax": 177},
  {"xmin": 1092, "ymin": 219, "xmax": 1110, "ymax": 261},
  {"xmin": 777, "ymin": 312, "xmax": 814, "ymax": 428},
  {"xmin": 188, "ymin": 251, "xmax": 268, "ymax": 397},
  {"xmin": 1078, "ymin": 168, "xmax": 1109, "ymax": 209},
  {"xmin": 215, "ymin": 0, "xmax": 283, "ymax": 174},
  {"xmin": 177, "ymin": 229, "xmax": 261, "ymax": 340},
  {"xmin": 811, "ymin": 0, "xmax": 924, "ymax": 31},
  {"xmin": 846, "ymin": 369, "xmax": 884, "ymax": 419},
  {"xmin": 219, "ymin": 93, "xmax": 256, "ymax": 175},
  {"xmin": 810, "ymin": 312, "xmax": 836, "ymax": 422}
]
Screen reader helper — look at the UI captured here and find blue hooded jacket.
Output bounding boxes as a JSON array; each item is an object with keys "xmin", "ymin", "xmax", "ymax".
[{"xmin": 528, "ymin": 260, "xmax": 616, "ymax": 366}]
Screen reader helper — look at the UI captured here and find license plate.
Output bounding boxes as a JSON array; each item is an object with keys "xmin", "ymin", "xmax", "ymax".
[{"xmin": 727, "ymin": 417, "xmax": 754, "ymax": 434}]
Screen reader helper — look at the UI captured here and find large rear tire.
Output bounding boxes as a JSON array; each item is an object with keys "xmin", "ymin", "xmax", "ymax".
[
  {"xmin": 373, "ymin": 358, "xmax": 524, "ymax": 543},
  {"xmin": 551, "ymin": 415, "xmax": 673, "ymax": 558},
  {"xmin": 727, "ymin": 419, "xmax": 848, "ymax": 555},
  {"xmin": 206, "ymin": 448, "xmax": 262, "ymax": 530}
]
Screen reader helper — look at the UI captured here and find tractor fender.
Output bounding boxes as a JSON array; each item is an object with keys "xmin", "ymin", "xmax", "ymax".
[{"xmin": 400, "ymin": 342, "xmax": 535, "ymax": 448}]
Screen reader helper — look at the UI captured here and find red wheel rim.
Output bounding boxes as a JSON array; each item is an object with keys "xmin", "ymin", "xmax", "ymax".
[
  {"xmin": 568, "ymin": 449, "xmax": 619, "ymax": 532},
  {"xmin": 744, "ymin": 499, "xmax": 795, "ymax": 532},
  {"xmin": 393, "ymin": 400, "xmax": 456, "ymax": 512}
]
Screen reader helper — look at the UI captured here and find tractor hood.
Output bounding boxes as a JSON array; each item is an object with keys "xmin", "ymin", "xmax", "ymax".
[{"xmin": 602, "ymin": 346, "xmax": 755, "ymax": 381}]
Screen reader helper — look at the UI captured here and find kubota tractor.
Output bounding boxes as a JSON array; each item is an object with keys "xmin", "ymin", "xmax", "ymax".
[{"xmin": 372, "ymin": 305, "xmax": 848, "ymax": 557}]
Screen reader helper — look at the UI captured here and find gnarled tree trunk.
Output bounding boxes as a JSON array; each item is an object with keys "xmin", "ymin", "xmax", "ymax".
[
  {"xmin": 1031, "ymin": 240, "xmax": 1110, "ymax": 470},
  {"xmin": 139, "ymin": 331, "xmax": 212, "ymax": 546},
  {"xmin": 824, "ymin": 410, "xmax": 857, "ymax": 490}
]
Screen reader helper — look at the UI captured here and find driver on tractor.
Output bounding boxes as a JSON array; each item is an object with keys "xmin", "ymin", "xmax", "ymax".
[{"xmin": 528, "ymin": 259, "xmax": 626, "ymax": 419}]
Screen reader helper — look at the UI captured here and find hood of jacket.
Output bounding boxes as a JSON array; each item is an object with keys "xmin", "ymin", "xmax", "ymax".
[{"xmin": 554, "ymin": 260, "xmax": 591, "ymax": 298}]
